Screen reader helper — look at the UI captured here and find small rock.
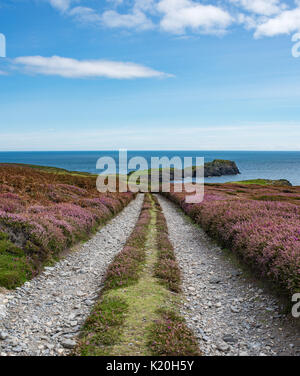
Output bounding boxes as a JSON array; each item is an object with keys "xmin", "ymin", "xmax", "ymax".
[
  {"xmin": 0, "ymin": 331, "xmax": 8, "ymax": 340},
  {"xmin": 230, "ymin": 305, "xmax": 240, "ymax": 313},
  {"xmin": 12, "ymin": 346, "xmax": 22, "ymax": 353},
  {"xmin": 209, "ymin": 277, "xmax": 222, "ymax": 284},
  {"xmin": 248, "ymin": 342, "xmax": 261, "ymax": 351},
  {"xmin": 61, "ymin": 339, "xmax": 76, "ymax": 349},
  {"xmin": 223, "ymin": 335, "xmax": 237, "ymax": 344},
  {"xmin": 216, "ymin": 341, "xmax": 230, "ymax": 352},
  {"xmin": 84, "ymin": 300, "xmax": 94, "ymax": 306}
]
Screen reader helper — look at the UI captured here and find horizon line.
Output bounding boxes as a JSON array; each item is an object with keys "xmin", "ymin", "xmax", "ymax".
[{"xmin": 1, "ymin": 150, "xmax": 300, "ymax": 153}]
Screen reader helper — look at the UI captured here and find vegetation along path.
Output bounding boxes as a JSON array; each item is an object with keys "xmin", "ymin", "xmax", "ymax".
[
  {"xmin": 0, "ymin": 191, "xmax": 299, "ymax": 356},
  {"xmin": 75, "ymin": 194, "xmax": 199, "ymax": 356},
  {"xmin": 0, "ymin": 195, "xmax": 144, "ymax": 356},
  {"xmin": 157, "ymin": 195, "xmax": 300, "ymax": 356}
]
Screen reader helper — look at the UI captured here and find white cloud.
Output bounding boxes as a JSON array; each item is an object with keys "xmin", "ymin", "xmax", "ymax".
[
  {"xmin": 237, "ymin": 13, "xmax": 258, "ymax": 30},
  {"xmin": 44, "ymin": 0, "xmax": 300, "ymax": 40},
  {"xmin": 102, "ymin": 9, "xmax": 154, "ymax": 29},
  {"xmin": 68, "ymin": 6, "xmax": 102, "ymax": 24},
  {"xmin": 46, "ymin": 0, "xmax": 232, "ymax": 35},
  {"xmin": 254, "ymin": 6, "xmax": 300, "ymax": 37},
  {"xmin": 47, "ymin": 0, "xmax": 154, "ymax": 30},
  {"xmin": 101, "ymin": 0, "xmax": 155, "ymax": 30},
  {"xmin": 157, "ymin": 0, "xmax": 233, "ymax": 35},
  {"xmin": 134, "ymin": 0, "xmax": 156, "ymax": 12},
  {"xmin": 229, "ymin": 0, "xmax": 286, "ymax": 16},
  {"xmin": 48, "ymin": 0, "xmax": 72, "ymax": 12},
  {"xmin": 13, "ymin": 55, "xmax": 172, "ymax": 79}
]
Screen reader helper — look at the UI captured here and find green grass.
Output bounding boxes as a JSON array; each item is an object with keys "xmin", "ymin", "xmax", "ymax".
[
  {"xmin": 0, "ymin": 163, "xmax": 98, "ymax": 177},
  {"xmin": 147, "ymin": 309, "xmax": 201, "ymax": 356},
  {"xmin": 0, "ymin": 232, "xmax": 31, "ymax": 289},
  {"xmin": 77, "ymin": 296, "xmax": 128, "ymax": 356},
  {"xmin": 229, "ymin": 178, "xmax": 291, "ymax": 186}
]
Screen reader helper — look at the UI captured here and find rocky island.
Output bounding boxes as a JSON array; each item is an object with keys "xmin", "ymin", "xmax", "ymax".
[
  {"xmin": 202, "ymin": 159, "xmax": 240, "ymax": 177},
  {"xmin": 127, "ymin": 159, "xmax": 240, "ymax": 183}
]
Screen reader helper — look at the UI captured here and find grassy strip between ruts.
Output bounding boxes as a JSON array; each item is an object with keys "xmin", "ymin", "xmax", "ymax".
[
  {"xmin": 147, "ymin": 195, "xmax": 200, "ymax": 356},
  {"xmin": 75, "ymin": 193, "xmax": 200, "ymax": 356}
]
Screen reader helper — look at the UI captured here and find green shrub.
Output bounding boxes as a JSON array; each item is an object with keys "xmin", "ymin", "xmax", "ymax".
[{"xmin": 0, "ymin": 233, "xmax": 31, "ymax": 289}]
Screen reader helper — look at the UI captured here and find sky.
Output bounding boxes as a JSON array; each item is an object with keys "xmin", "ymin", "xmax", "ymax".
[{"xmin": 1, "ymin": 0, "xmax": 300, "ymax": 150}]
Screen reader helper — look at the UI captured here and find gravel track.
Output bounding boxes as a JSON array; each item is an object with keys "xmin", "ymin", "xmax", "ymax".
[
  {"xmin": 0, "ymin": 194, "xmax": 143, "ymax": 356},
  {"xmin": 157, "ymin": 195, "xmax": 300, "ymax": 356}
]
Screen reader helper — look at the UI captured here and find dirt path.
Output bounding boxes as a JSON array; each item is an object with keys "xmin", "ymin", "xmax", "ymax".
[
  {"xmin": 76, "ymin": 193, "xmax": 199, "ymax": 356},
  {"xmin": 0, "ymin": 195, "xmax": 143, "ymax": 356},
  {"xmin": 157, "ymin": 195, "xmax": 300, "ymax": 356}
]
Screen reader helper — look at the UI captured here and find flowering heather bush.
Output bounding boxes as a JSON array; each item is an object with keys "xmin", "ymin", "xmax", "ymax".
[
  {"xmin": 0, "ymin": 164, "xmax": 136, "ymax": 288},
  {"xmin": 162, "ymin": 184, "xmax": 300, "ymax": 294},
  {"xmin": 103, "ymin": 194, "xmax": 152, "ymax": 290},
  {"xmin": 153, "ymin": 196, "xmax": 181, "ymax": 293},
  {"xmin": 147, "ymin": 309, "xmax": 201, "ymax": 356},
  {"xmin": 98, "ymin": 196, "xmax": 123, "ymax": 214},
  {"xmin": 0, "ymin": 194, "xmax": 24, "ymax": 213}
]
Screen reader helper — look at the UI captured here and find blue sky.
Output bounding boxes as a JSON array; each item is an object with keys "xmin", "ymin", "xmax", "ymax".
[{"xmin": 1, "ymin": 0, "xmax": 300, "ymax": 150}]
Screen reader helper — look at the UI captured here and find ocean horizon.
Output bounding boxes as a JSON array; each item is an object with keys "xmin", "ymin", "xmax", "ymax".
[{"xmin": 1, "ymin": 150, "xmax": 300, "ymax": 186}]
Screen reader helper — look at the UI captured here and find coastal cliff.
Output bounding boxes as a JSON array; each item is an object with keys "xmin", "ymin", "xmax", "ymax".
[
  {"xmin": 181, "ymin": 159, "xmax": 240, "ymax": 179},
  {"xmin": 203, "ymin": 159, "xmax": 240, "ymax": 177}
]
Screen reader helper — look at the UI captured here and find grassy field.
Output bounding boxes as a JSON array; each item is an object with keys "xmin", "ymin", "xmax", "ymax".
[
  {"xmin": 1, "ymin": 163, "xmax": 98, "ymax": 177},
  {"xmin": 228, "ymin": 178, "xmax": 292, "ymax": 186}
]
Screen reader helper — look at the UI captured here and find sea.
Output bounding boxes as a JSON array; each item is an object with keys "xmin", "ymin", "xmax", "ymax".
[{"xmin": 0, "ymin": 151, "xmax": 300, "ymax": 186}]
